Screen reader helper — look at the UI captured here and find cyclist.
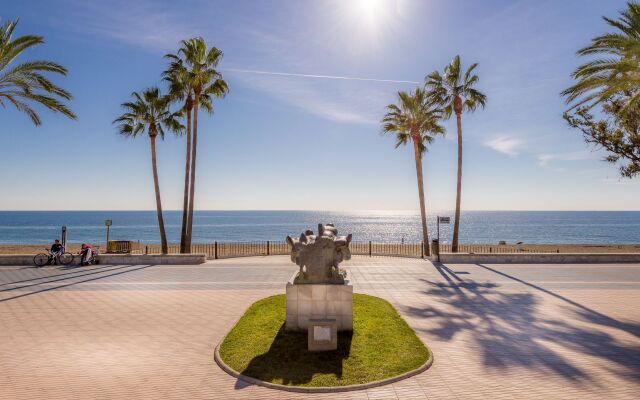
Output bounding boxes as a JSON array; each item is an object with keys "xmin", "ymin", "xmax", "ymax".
[
  {"xmin": 49, "ymin": 239, "xmax": 64, "ymax": 265},
  {"xmin": 80, "ymin": 243, "xmax": 94, "ymax": 266}
]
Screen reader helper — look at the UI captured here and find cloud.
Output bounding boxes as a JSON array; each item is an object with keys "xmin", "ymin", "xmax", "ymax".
[
  {"xmin": 59, "ymin": 0, "xmax": 202, "ymax": 52},
  {"xmin": 225, "ymin": 27, "xmax": 410, "ymax": 125},
  {"xmin": 230, "ymin": 72, "xmax": 390, "ymax": 124},
  {"xmin": 224, "ymin": 68, "xmax": 419, "ymax": 84},
  {"xmin": 61, "ymin": 3, "xmax": 416, "ymax": 125},
  {"xmin": 483, "ymin": 135, "xmax": 524, "ymax": 156},
  {"xmin": 536, "ymin": 151, "xmax": 597, "ymax": 167}
]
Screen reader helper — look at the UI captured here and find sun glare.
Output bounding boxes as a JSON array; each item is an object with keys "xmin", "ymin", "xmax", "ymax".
[
  {"xmin": 357, "ymin": 0, "xmax": 385, "ymax": 24},
  {"xmin": 332, "ymin": 0, "xmax": 401, "ymax": 53}
]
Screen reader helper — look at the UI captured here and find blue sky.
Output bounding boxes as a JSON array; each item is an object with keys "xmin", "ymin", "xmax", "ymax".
[{"xmin": 1, "ymin": 0, "xmax": 637, "ymax": 211}]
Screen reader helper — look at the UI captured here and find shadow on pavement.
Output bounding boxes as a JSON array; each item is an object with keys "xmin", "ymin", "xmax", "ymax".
[
  {"xmin": 474, "ymin": 263, "xmax": 640, "ymax": 338},
  {"xmin": 236, "ymin": 324, "xmax": 352, "ymax": 388},
  {"xmin": 0, "ymin": 264, "xmax": 155, "ymax": 303},
  {"xmin": 403, "ymin": 262, "xmax": 640, "ymax": 383},
  {"xmin": 0, "ymin": 264, "xmax": 114, "ymax": 287}
]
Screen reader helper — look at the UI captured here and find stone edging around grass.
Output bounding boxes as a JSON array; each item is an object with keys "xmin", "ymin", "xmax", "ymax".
[{"xmin": 213, "ymin": 343, "xmax": 434, "ymax": 393}]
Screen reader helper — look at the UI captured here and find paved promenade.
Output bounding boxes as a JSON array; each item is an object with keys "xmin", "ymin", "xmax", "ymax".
[{"xmin": 1, "ymin": 256, "xmax": 639, "ymax": 399}]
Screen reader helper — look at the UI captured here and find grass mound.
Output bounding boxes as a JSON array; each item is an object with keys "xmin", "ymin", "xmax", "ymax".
[{"xmin": 218, "ymin": 293, "xmax": 429, "ymax": 387}]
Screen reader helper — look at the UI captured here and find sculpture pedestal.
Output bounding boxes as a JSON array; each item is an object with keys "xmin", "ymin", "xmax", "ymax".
[{"xmin": 285, "ymin": 273, "xmax": 353, "ymax": 332}]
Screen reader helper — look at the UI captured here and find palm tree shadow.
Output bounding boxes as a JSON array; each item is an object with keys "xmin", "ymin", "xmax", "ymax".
[
  {"xmin": 0, "ymin": 265, "xmax": 152, "ymax": 303},
  {"xmin": 235, "ymin": 324, "xmax": 352, "ymax": 388},
  {"xmin": 404, "ymin": 263, "xmax": 640, "ymax": 383}
]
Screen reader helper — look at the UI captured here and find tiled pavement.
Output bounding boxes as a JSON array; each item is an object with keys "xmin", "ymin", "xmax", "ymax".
[{"xmin": 1, "ymin": 256, "xmax": 639, "ymax": 399}]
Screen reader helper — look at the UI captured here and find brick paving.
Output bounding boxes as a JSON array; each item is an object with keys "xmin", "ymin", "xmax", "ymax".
[{"xmin": 1, "ymin": 256, "xmax": 639, "ymax": 399}]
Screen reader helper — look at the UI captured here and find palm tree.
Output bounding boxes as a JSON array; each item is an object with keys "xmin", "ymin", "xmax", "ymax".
[
  {"xmin": 163, "ymin": 56, "xmax": 193, "ymax": 253},
  {"xmin": 113, "ymin": 88, "xmax": 183, "ymax": 254},
  {"xmin": 170, "ymin": 38, "xmax": 228, "ymax": 250},
  {"xmin": 426, "ymin": 56, "xmax": 486, "ymax": 253},
  {"xmin": 561, "ymin": 1, "xmax": 640, "ymax": 111},
  {"xmin": 382, "ymin": 88, "xmax": 445, "ymax": 256},
  {"xmin": 0, "ymin": 18, "xmax": 75, "ymax": 124}
]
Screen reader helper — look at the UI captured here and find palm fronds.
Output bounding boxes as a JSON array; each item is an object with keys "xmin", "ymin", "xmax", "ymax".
[
  {"xmin": 175, "ymin": 37, "xmax": 229, "ymax": 101},
  {"xmin": 562, "ymin": 1, "xmax": 640, "ymax": 110},
  {"xmin": 426, "ymin": 55, "xmax": 487, "ymax": 118},
  {"xmin": 113, "ymin": 87, "xmax": 183, "ymax": 139},
  {"xmin": 0, "ymin": 18, "xmax": 75, "ymax": 125},
  {"xmin": 381, "ymin": 87, "xmax": 445, "ymax": 154}
]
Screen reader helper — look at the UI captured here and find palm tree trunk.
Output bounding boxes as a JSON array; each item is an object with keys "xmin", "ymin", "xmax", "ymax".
[
  {"xmin": 413, "ymin": 139, "xmax": 430, "ymax": 256},
  {"xmin": 452, "ymin": 112, "xmax": 463, "ymax": 253},
  {"xmin": 150, "ymin": 135, "xmax": 168, "ymax": 254},
  {"xmin": 179, "ymin": 107, "xmax": 192, "ymax": 253},
  {"xmin": 186, "ymin": 94, "xmax": 199, "ymax": 249}
]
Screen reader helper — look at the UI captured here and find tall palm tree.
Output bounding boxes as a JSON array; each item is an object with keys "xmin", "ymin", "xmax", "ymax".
[
  {"xmin": 170, "ymin": 38, "xmax": 228, "ymax": 250},
  {"xmin": 426, "ymin": 56, "xmax": 486, "ymax": 253},
  {"xmin": 382, "ymin": 88, "xmax": 445, "ymax": 256},
  {"xmin": 163, "ymin": 56, "xmax": 193, "ymax": 253},
  {"xmin": 113, "ymin": 88, "xmax": 183, "ymax": 254},
  {"xmin": 561, "ymin": 1, "xmax": 640, "ymax": 111},
  {"xmin": 0, "ymin": 18, "xmax": 75, "ymax": 124}
]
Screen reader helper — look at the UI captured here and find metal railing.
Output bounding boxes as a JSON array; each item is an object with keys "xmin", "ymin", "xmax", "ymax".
[
  {"xmin": 438, "ymin": 244, "xmax": 560, "ymax": 254},
  {"xmin": 437, "ymin": 244, "xmax": 586, "ymax": 254},
  {"xmin": 350, "ymin": 241, "xmax": 425, "ymax": 258},
  {"xmin": 106, "ymin": 241, "xmax": 631, "ymax": 259},
  {"xmin": 143, "ymin": 241, "xmax": 291, "ymax": 259},
  {"xmin": 4, "ymin": 241, "xmax": 638, "ymax": 258},
  {"xmin": 140, "ymin": 240, "xmax": 427, "ymax": 259}
]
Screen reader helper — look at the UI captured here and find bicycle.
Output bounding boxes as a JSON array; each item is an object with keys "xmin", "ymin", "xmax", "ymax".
[
  {"xmin": 33, "ymin": 249, "xmax": 74, "ymax": 267},
  {"xmin": 78, "ymin": 247, "xmax": 99, "ymax": 266}
]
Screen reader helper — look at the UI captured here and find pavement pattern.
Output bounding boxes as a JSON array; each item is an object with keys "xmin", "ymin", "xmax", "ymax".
[{"xmin": 1, "ymin": 256, "xmax": 639, "ymax": 399}]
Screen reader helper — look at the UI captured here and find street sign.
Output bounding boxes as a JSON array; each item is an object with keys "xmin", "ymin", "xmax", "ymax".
[
  {"xmin": 436, "ymin": 216, "xmax": 451, "ymax": 255},
  {"xmin": 105, "ymin": 219, "xmax": 112, "ymax": 226}
]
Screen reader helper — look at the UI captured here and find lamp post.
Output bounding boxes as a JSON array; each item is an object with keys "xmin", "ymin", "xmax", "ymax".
[{"xmin": 105, "ymin": 219, "xmax": 112, "ymax": 252}]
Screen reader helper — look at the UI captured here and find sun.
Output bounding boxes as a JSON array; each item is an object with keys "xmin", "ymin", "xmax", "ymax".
[
  {"xmin": 354, "ymin": 0, "xmax": 387, "ymax": 26},
  {"xmin": 331, "ymin": 0, "xmax": 400, "ymax": 52}
]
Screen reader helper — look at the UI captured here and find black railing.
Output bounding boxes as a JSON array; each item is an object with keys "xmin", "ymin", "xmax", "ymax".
[
  {"xmin": 147, "ymin": 242, "xmax": 630, "ymax": 258},
  {"xmin": 143, "ymin": 241, "xmax": 290, "ymax": 259},
  {"xmin": 3, "ymin": 242, "xmax": 640, "ymax": 258},
  {"xmin": 122, "ymin": 241, "xmax": 589, "ymax": 259},
  {"xmin": 438, "ymin": 244, "xmax": 564, "ymax": 254},
  {"xmin": 139, "ymin": 241, "xmax": 426, "ymax": 259}
]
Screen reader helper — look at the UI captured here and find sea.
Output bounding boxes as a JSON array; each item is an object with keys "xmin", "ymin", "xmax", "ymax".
[{"xmin": 0, "ymin": 210, "xmax": 639, "ymax": 245}]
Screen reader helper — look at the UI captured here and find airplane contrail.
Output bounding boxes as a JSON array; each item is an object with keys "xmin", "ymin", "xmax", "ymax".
[{"xmin": 224, "ymin": 68, "xmax": 419, "ymax": 84}]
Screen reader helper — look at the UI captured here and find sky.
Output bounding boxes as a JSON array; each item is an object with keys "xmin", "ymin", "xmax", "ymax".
[{"xmin": 1, "ymin": 0, "xmax": 637, "ymax": 211}]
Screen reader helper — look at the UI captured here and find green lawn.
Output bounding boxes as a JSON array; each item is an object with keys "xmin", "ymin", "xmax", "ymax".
[{"xmin": 218, "ymin": 293, "xmax": 430, "ymax": 387}]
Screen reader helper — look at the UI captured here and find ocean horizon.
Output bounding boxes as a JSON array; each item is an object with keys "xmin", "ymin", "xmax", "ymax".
[{"xmin": 0, "ymin": 210, "xmax": 639, "ymax": 245}]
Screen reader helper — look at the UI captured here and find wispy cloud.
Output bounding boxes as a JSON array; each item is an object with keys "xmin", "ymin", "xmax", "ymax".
[
  {"xmin": 226, "ymin": 26, "xmax": 411, "ymax": 125},
  {"xmin": 59, "ymin": 0, "xmax": 202, "ymax": 52},
  {"xmin": 224, "ymin": 68, "xmax": 419, "ymax": 84},
  {"xmin": 483, "ymin": 135, "xmax": 525, "ymax": 156},
  {"xmin": 62, "ymin": 2, "xmax": 416, "ymax": 125},
  {"xmin": 231, "ymin": 72, "xmax": 390, "ymax": 124},
  {"xmin": 536, "ymin": 151, "xmax": 597, "ymax": 167}
]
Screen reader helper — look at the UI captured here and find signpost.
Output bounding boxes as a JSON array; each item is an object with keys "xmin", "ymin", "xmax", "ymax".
[
  {"xmin": 105, "ymin": 219, "xmax": 112, "ymax": 252},
  {"xmin": 436, "ymin": 216, "xmax": 450, "ymax": 263},
  {"xmin": 437, "ymin": 216, "xmax": 450, "ymax": 242},
  {"xmin": 61, "ymin": 225, "xmax": 67, "ymax": 249}
]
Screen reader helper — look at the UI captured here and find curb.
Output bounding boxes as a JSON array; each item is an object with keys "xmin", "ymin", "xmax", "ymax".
[{"xmin": 214, "ymin": 343, "xmax": 433, "ymax": 393}]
